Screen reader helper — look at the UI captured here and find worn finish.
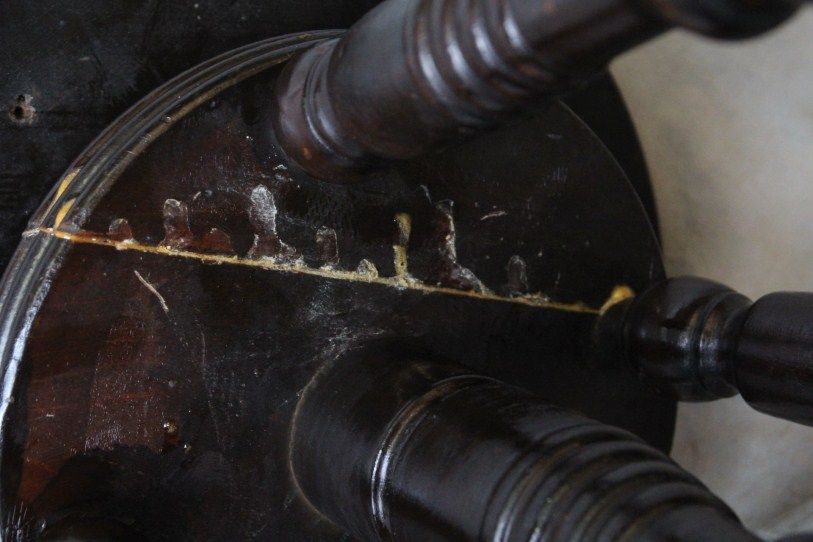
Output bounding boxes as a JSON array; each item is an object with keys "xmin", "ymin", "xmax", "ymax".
[
  {"xmin": 0, "ymin": 0, "xmax": 379, "ymax": 277},
  {"xmin": 0, "ymin": 0, "xmax": 659, "ymax": 278},
  {"xmin": 595, "ymin": 276, "xmax": 813, "ymax": 426},
  {"xmin": 0, "ymin": 32, "xmax": 672, "ymax": 539},
  {"xmin": 293, "ymin": 344, "xmax": 759, "ymax": 542},
  {"xmin": 0, "ymin": 0, "xmax": 654, "ymax": 280},
  {"xmin": 271, "ymin": 0, "xmax": 803, "ymax": 179}
]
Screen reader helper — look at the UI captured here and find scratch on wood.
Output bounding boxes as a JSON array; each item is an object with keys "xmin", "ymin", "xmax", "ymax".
[
  {"xmin": 3, "ymin": 501, "xmax": 34, "ymax": 541},
  {"xmin": 134, "ymin": 269, "xmax": 170, "ymax": 314},
  {"xmin": 480, "ymin": 210, "xmax": 507, "ymax": 221}
]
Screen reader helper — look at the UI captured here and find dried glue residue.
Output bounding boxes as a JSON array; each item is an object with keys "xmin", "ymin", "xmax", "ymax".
[
  {"xmin": 435, "ymin": 201, "xmax": 489, "ymax": 293},
  {"xmin": 247, "ymin": 185, "xmax": 301, "ymax": 264},
  {"xmin": 316, "ymin": 227, "xmax": 339, "ymax": 269},
  {"xmin": 505, "ymin": 255, "xmax": 529, "ymax": 296},
  {"xmin": 55, "ymin": 169, "xmax": 79, "ymax": 200},
  {"xmin": 34, "ymin": 225, "xmax": 604, "ymax": 315},
  {"xmin": 41, "ymin": 168, "xmax": 81, "ymax": 224},
  {"xmin": 198, "ymin": 228, "xmax": 235, "ymax": 255},
  {"xmin": 53, "ymin": 198, "xmax": 76, "ymax": 228},
  {"xmin": 356, "ymin": 259, "xmax": 379, "ymax": 279},
  {"xmin": 30, "ymin": 183, "xmax": 625, "ymax": 315},
  {"xmin": 160, "ymin": 199, "xmax": 194, "ymax": 250},
  {"xmin": 108, "ymin": 218, "xmax": 135, "ymax": 243},
  {"xmin": 600, "ymin": 285, "xmax": 635, "ymax": 314},
  {"xmin": 249, "ymin": 185, "xmax": 278, "ymax": 236},
  {"xmin": 393, "ymin": 212, "xmax": 416, "ymax": 285}
]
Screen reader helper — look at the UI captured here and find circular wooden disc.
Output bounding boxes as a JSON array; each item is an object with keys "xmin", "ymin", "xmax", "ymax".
[{"xmin": 0, "ymin": 34, "xmax": 673, "ymax": 540}]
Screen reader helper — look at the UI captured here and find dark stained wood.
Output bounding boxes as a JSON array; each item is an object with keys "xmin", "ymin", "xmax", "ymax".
[
  {"xmin": 292, "ymin": 346, "xmax": 755, "ymax": 541},
  {"xmin": 0, "ymin": 33, "xmax": 673, "ymax": 540},
  {"xmin": 0, "ymin": 0, "xmax": 382, "ymax": 277},
  {"xmin": 0, "ymin": 1, "xmax": 810, "ymax": 537},
  {"xmin": 595, "ymin": 276, "xmax": 813, "ymax": 426},
  {"xmin": 271, "ymin": 0, "xmax": 801, "ymax": 179}
]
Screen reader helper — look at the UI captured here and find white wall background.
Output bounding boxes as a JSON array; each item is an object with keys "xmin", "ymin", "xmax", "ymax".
[{"xmin": 611, "ymin": 9, "xmax": 813, "ymax": 537}]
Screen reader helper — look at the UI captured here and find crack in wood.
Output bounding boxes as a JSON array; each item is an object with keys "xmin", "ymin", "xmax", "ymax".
[{"xmin": 27, "ymin": 226, "xmax": 615, "ymax": 314}]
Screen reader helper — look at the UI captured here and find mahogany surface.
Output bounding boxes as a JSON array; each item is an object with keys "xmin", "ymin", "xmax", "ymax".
[{"xmin": 0, "ymin": 35, "xmax": 673, "ymax": 540}]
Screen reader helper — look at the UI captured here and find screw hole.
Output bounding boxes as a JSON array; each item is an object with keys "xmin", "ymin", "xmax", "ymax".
[{"xmin": 8, "ymin": 94, "xmax": 35, "ymax": 124}]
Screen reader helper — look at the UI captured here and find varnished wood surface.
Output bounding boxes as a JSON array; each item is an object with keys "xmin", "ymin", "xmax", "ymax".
[{"xmin": 0, "ymin": 35, "xmax": 673, "ymax": 540}]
